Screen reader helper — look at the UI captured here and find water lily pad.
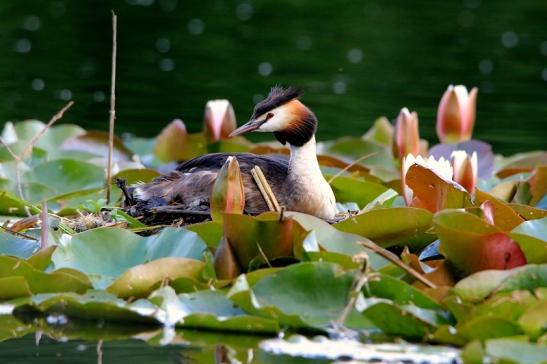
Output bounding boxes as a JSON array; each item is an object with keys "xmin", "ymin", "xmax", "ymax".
[
  {"xmin": 322, "ymin": 137, "xmax": 395, "ymax": 168},
  {"xmin": 435, "ymin": 210, "xmax": 526, "ymax": 275},
  {"xmin": 59, "ymin": 131, "xmax": 133, "ymax": 160},
  {"xmin": 475, "ymin": 189, "xmax": 525, "ymax": 231},
  {"xmin": 509, "ymin": 218, "xmax": 547, "ymax": 264},
  {"xmin": 216, "ymin": 213, "xmax": 308, "ymax": 279},
  {"xmin": 169, "ymin": 289, "xmax": 279, "ymax": 333},
  {"xmin": 518, "ymin": 301, "xmax": 547, "ymax": 340},
  {"xmin": 453, "ymin": 265, "xmax": 546, "ymax": 302},
  {"xmin": 107, "ymin": 257, "xmax": 205, "ymax": 298},
  {"xmin": 364, "ymin": 273, "xmax": 441, "ymax": 309},
  {"xmin": 12, "ymin": 120, "xmax": 85, "ymax": 155},
  {"xmin": 287, "ymin": 212, "xmax": 391, "ymax": 271},
  {"xmin": 362, "ymin": 300, "xmax": 444, "ymax": 339},
  {"xmin": 0, "ymin": 232, "xmax": 39, "ymax": 258},
  {"xmin": 485, "ymin": 337, "xmax": 547, "ymax": 364},
  {"xmin": 52, "ymin": 227, "xmax": 207, "ymax": 288},
  {"xmin": 457, "ymin": 316, "xmax": 522, "ymax": 340},
  {"xmin": 0, "ymin": 190, "xmax": 40, "ymax": 216},
  {"xmin": 12, "ymin": 291, "xmax": 163, "ymax": 325},
  {"xmin": 329, "ymin": 176, "xmax": 389, "ymax": 207},
  {"xmin": 0, "ymin": 256, "xmax": 91, "ymax": 299},
  {"xmin": 228, "ymin": 262, "xmax": 366, "ymax": 330},
  {"xmin": 24, "ymin": 159, "xmax": 105, "ymax": 198},
  {"xmin": 334, "ymin": 207, "xmax": 435, "ymax": 250}
]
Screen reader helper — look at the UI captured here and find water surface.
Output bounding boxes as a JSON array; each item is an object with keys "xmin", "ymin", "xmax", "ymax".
[{"xmin": 1, "ymin": 0, "xmax": 546, "ymax": 154}]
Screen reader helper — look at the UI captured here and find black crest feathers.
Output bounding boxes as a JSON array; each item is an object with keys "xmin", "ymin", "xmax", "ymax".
[{"xmin": 251, "ymin": 86, "xmax": 302, "ymax": 119}]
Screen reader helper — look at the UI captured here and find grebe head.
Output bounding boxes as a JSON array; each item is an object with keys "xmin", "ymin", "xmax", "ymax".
[{"xmin": 229, "ymin": 86, "xmax": 317, "ymax": 147}]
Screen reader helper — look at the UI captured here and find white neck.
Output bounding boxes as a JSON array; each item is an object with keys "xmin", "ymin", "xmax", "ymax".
[
  {"xmin": 289, "ymin": 136, "xmax": 322, "ymax": 176},
  {"xmin": 287, "ymin": 136, "xmax": 337, "ymax": 219}
]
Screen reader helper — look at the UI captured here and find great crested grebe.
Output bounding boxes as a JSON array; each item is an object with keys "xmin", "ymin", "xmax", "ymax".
[{"xmin": 125, "ymin": 86, "xmax": 337, "ymax": 221}]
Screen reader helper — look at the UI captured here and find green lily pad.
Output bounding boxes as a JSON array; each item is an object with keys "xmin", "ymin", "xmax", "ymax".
[
  {"xmin": 228, "ymin": 262, "xmax": 368, "ymax": 330},
  {"xmin": 510, "ymin": 217, "xmax": 547, "ymax": 264},
  {"xmin": 457, "ymin": 316, "xmax": 523, "ymax": 341},
  {"xmin": 364, "ymin": 273, "xmax": 441, "ymax": 310},
  {"xmin": 0, "ymin": 231, "xmax": 39, "ymax": 258},
  {"xmin": 107, "ymin": 257, "xmax": 205, "ymax": 298},
  {"xmin": 453, "ymin": 265, "xmax": 546, "ymax": 302},
  {"xmin": 11, "ymin": 120, "xmax": 85, "ymax": 155},
  {"xmin": 24, "ymin": 159, "xmax": 105, "ymax": 198},
  {"xmin": 330, "ymin": 176, "xmax": 389, "ymax": 207},
  {"xmin": 12, "ymin": 290, "xmax": 163, "ymax": 325},
  {"xmin": 518, "ymin": 301, "xmax": 547, "ymax": 340},
  {"xmin": 52, "ymin": 226, "xmax": 207, "ymax": 288},
  {"xmin": 59, "ymin": 131, "xmax": 134, "ymax": 160},
  {"xmin": 0, "ymin": 315, "xmax": 33, "ymax": 342},
  {"xmin": 0, "ymin": 256, "xmax": 91, "ymax": 299},
  {"xmin": 485, "ymin": 337, "xmax": 547, "ymax": 364},
  {"xmin": 287, "ymin": 211, "xmax": 391, "ymax": 271},
  {"xmin": 216, "ymin": 212, "xmax": 308, "ymax": 279},
  {"xmin": 322, "ymin": 137, "xmax": 395, "ymax": 168},
  {"xmin": 362, "ymin": 300, "xmax": 445, "ymax": 339},
  {"xmin": 334, "ymin": 207, "xmax": 435, "ymax": 250},
  {"xmin": 0, "ymin": 190, "xmax": 40, "ymax": 216}
]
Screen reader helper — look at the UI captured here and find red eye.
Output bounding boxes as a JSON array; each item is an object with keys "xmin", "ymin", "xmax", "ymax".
[{"xmin": 266, "ymin": 113, "xmax": 274, "ymax": 120}]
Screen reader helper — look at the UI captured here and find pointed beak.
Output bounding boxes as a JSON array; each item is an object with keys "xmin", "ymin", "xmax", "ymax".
[{"xmin": 229, "ymin": 119, "xmax": 263, "ymax": 137}]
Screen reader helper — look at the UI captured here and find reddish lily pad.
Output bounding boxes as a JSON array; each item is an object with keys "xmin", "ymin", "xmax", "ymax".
[{"xmin": 434, "ymin": 210, "xmax": 526, "ymax": 275}]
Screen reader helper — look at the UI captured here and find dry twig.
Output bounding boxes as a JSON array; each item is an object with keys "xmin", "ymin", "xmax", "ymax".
[
  {"xmin": 106, "ymin": 11, "xmax": 118, "ymax": 204},
  {"xmin": 40, "ymin": 201, "xmax": 48, "ymax": 250},
  {"xmin": 251, "ymin": 165, "xmax": 280, "ymax": 212},
  {"xmin": 327, "ymin": 152, "xmax": 377, "ymax": 184},
  {"xmin": 359, "ymin": 240, "xmax": 436, "ymax": 288},
  {"xmin": 20, "ymin": 101, "xmax": 74, "ymax": 160}
]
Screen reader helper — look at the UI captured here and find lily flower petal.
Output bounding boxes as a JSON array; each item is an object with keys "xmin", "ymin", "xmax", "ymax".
[
  {"xmin": 451, "ymin": 150, "xmax": 478, "ymax": 193},
  {"xmin": 392, "ymin": 107, "xmax": 421, "ymax": 159},
  {"xmin": 436, "ymin": 85, "xmax": 478, "ymax": 143},
  {"xmin": 204, "ymin": 100, "xmax": 237, "ymax": 141}
]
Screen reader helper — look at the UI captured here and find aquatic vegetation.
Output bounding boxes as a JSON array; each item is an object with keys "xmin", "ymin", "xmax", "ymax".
[{"xmin": 0, "ymin": 86, "xmax": 545, "ymax": 363}]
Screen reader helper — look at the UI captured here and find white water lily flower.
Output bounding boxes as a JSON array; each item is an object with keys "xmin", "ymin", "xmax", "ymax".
[{"xmin": 402, "ymin": 154, "xmax": 454, "ymax": 204}]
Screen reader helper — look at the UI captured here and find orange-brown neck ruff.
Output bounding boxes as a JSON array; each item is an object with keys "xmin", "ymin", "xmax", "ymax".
[{"xmin": 274, "ymin": 99, "xmax": 317, "ymax": 147}]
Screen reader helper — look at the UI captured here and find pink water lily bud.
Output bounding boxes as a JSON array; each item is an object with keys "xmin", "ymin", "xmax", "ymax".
[
  {"xmin": 204, "ymin": 100, "xmax": 237, "ymax": 141},
  {"xmin": 436, "ymin": 85, "xmax": 478, "ymax": 143},
  {"xmin": 392, "ymin": 107, "xmax": 421, "ymax": 160},
  {"xmin": 451, "ymin": 150, "xmax": 478, "ymax": 193}
]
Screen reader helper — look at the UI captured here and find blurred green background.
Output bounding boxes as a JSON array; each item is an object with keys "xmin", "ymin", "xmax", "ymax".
[{"xmin": 1, "ymin": 0, "xmax": 546, "ymax": 154}]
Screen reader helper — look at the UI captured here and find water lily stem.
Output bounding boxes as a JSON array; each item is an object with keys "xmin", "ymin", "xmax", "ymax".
[
  {"xmin": 337, "ymin": 252, "xmax": 377, "ymax": 325},
  {"xmin": 106, "ymin": 11, "xmax": 117, "ymax": 204}
]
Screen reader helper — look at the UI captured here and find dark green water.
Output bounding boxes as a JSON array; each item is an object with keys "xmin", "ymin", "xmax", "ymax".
[{"xmin": 1, "ymin": 0, "xmax": 546, "ymax": 154}]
